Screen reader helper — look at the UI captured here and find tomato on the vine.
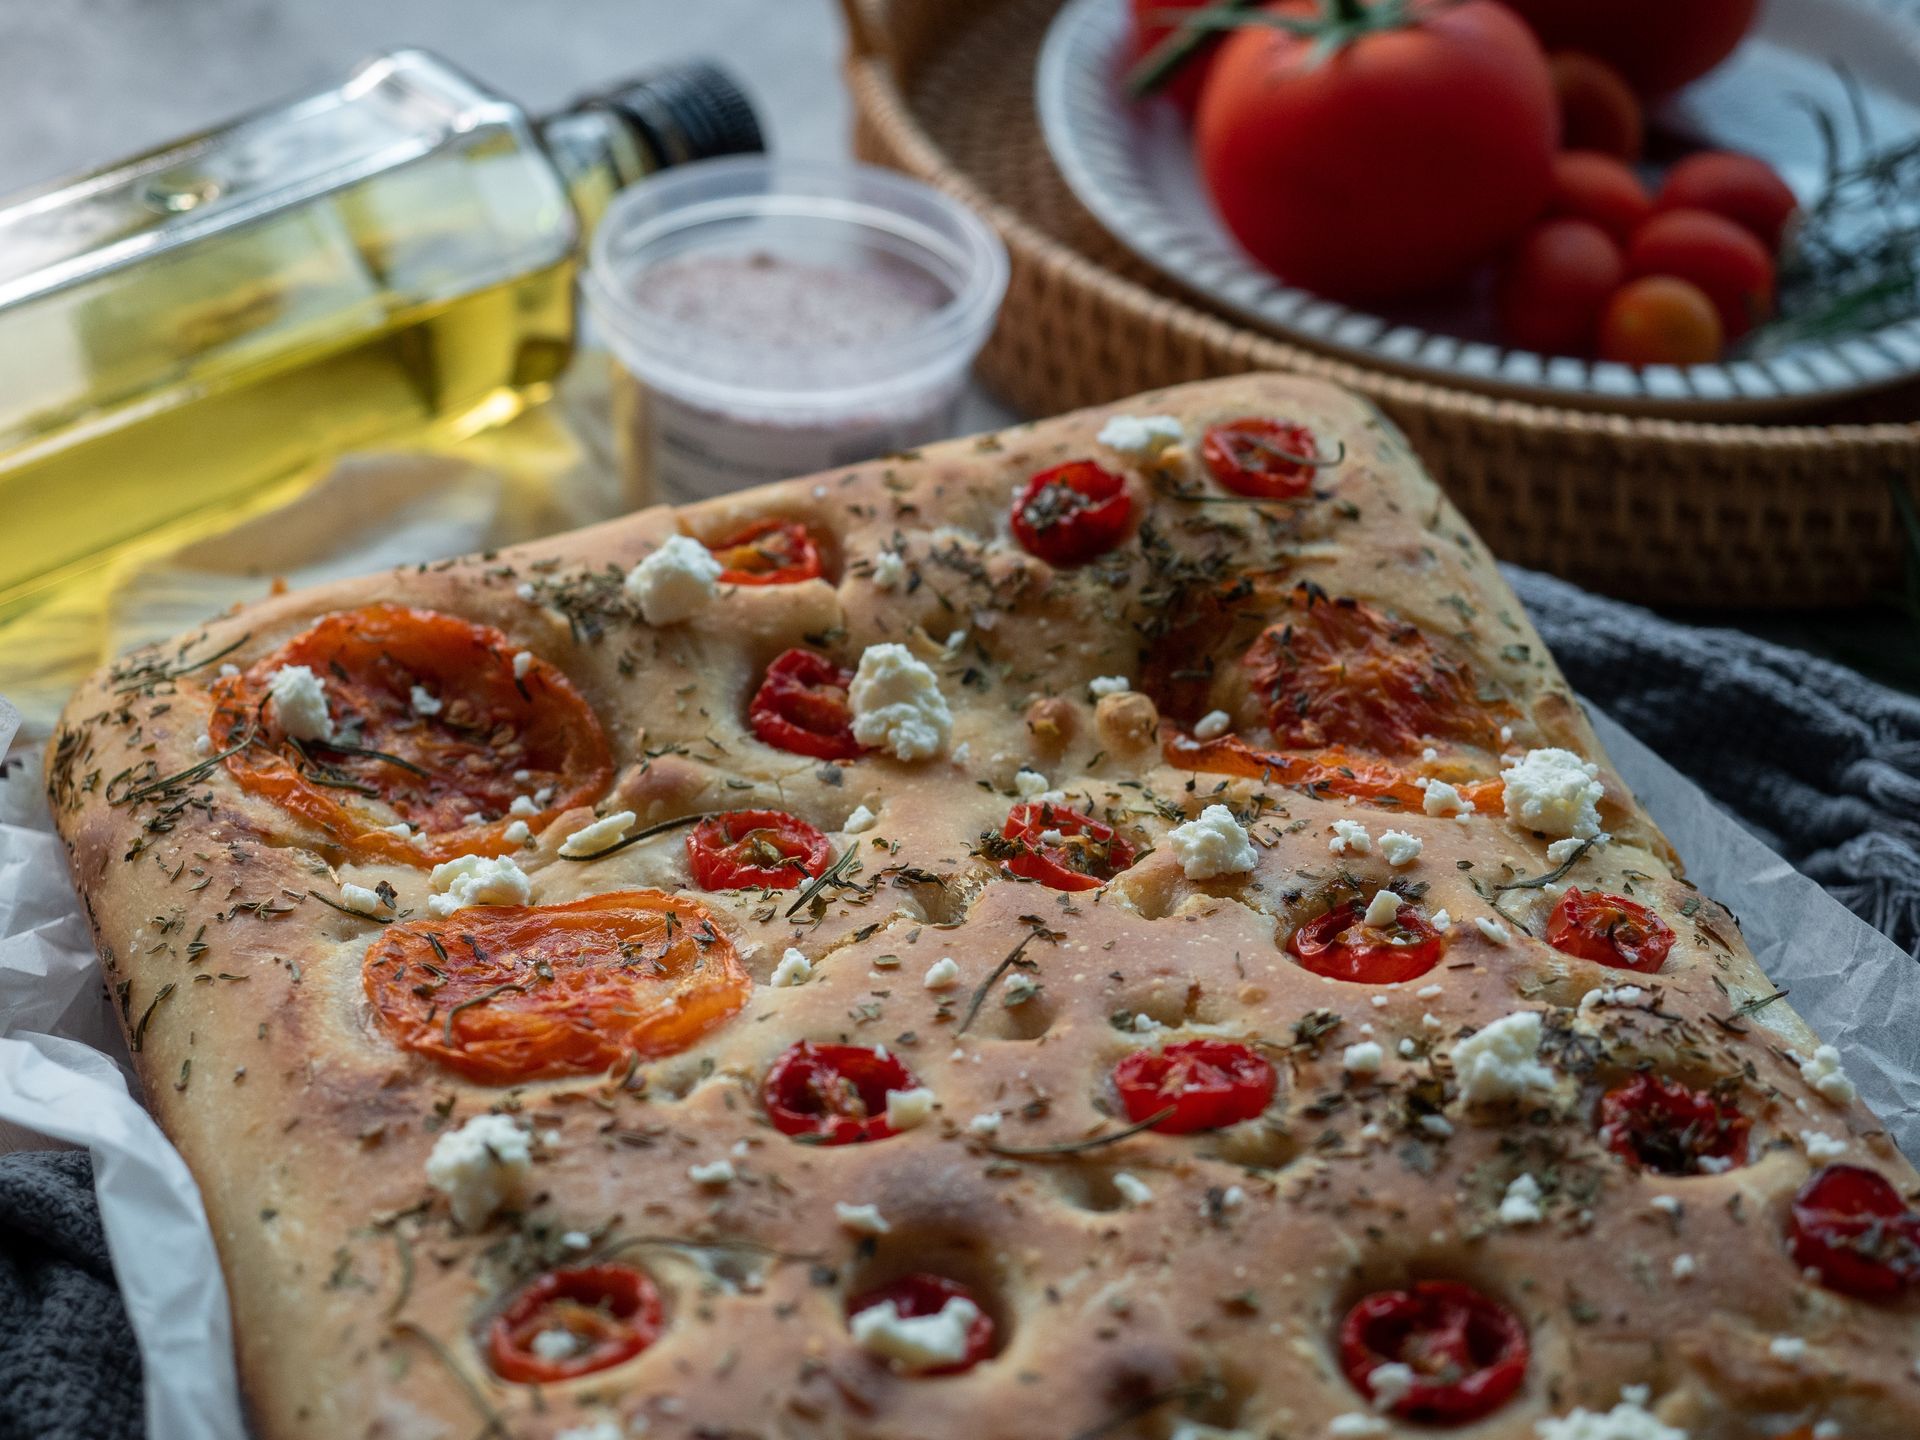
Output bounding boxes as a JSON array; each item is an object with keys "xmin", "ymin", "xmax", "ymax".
[
  {"xmin": 1598, "ymin": 276, "xmax": 1723, "ymax": 366},
  {"xmin": 1656, "ymin": 151, "xmax": 1798, "ymax": 252},
  {"xmin": 1496, "ymin": 218, "xmax": 1624, "ymax": 355},
  {"xmin": 1626, "ymin": 207, "xmax": 1775, "ymax": 340},
  {"xmin": 1500, "ymin": 0, "xmax": 1759, "ymax": 96},
  {"xmin": 1549, "ymin": 52, "xmax": 1642, "ymax": 161},
  {"xmin": 1548, "ymin": 152, "xmax": 1654, "ymax": 245}
]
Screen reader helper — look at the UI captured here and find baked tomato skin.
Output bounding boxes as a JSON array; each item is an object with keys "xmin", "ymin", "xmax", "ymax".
[
  {"xmin": 999, "ymin": 801, "xmax": 1137, "ymax": 891},
  {"xmin": 1501, "ymin": 0, "xmax": 1758, "ymax": 96},
  {"xmin": 1546, "ymin": 888, "xmax": 1674, "ymax": 973},
  {"xmin": 1788, "ymin": 1164, "xmax": 1920, "ymax": 1300},
  {"xmin": 763, "ymin": 1041, "xmax": 917, "ymax": 1145},
  {"xmin": 1596, "ymin": 1075, "xmax": 1749, "ymax": 1175},
  {"xmin": 1010, "ymin": 461, "xmax": 1133, "ymax": 567},
  {"xmin": 686, "ymin": 810, "xmax": 831, "ymax": 891},
  {"xmin": 1112, "ymin": 1039, "xmax": 1277, "ymax": 1133},
  {"xmin": 1338, "ymin": 1281, "xmax": 1529, "ymax": 1423},
  {"xmin": 1163, "ymin": 732, "xmax": 1506, "ymax": 814},
  {"xmin": 1201, "ymin": 418, "xmax": 1327, "ymax": 499},
  {"xmin": 487, "ymin": 1264, "xmax": 663, "ymax": 1383},
  {"xmin": 846, "ymin": 1274, "xmax": 996, "ymax": 1375},
  {"xmin": 748, "ymin": 648, "xmax": 862, "ymax": 760},
  {"xmin": 705, "ymin": 519, "xmax": 823, "ymax": 586},
  {"xmin": 208, "ymin": 604, "xmax": 611, "ymax": 865},
  {"xmin": 1195, "ymin": 0, "xmax": 1557, "ymax": 304},
  {"xmin": 361, "ymin": 890, "xmax": 750, "ymax": 1084},
  {"xmin": 1287, "ymin": 900, "xmax": 1446, "ymax": 984}
]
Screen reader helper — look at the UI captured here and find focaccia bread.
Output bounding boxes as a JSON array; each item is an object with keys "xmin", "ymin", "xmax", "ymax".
[{"xmin": 48, "ymin": 375, "xmax": 1920, "ymax": 1440}]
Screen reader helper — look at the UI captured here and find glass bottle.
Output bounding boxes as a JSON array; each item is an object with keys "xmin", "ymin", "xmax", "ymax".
[{"xmin": 0, "ymin": 49, "xmax": 761, "ymax": 634}]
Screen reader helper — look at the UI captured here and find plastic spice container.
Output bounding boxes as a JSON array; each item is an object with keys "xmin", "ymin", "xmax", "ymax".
[{"xmin": 584, "ymin": 156, "xmax": 1009, "ymax": 506}]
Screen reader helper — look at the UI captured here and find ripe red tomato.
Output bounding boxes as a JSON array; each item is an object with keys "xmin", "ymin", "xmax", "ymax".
[
  {"xmin": 1548, "ymin": 152, "xmax": 1653, "ymax": 244},
  {"xmin": 1496, "ymin": 218, "xmax": 1624, "ymax": 354},
  {"xmin": 1549, "ymin": 52, "xmax": 1642, "ymax": 160},
  {"xmin": 1545, "ymin": 887, "xmax": 1674, "ymax": 971},
  {"xmin": 686, "ymin": 810, "xmax": 832, "ymax": 891},
  {"xmin": 1010, "ymin": 461, "xmax": 1133, "ymax": 567},
  {"xmin": 1626, "ymin": 207, "xmax": 1774, "ymax": 339},
  {"xmin": 1656, "ymin": 151, "xmax": 1798, "ymax": 252},
  {"xmin": 1111, "ymin": 1039, "xmax": 1276, "ymax": 1133},
  {"xmin": 1501, "ymin": 0, "xmax": 1759, "ymax": 96},
  {"xmin": 749, "ymin": 648, "xmax": 863, "ymax": 760},
  {"xmin": 1127, "ymin": 0, "xmax": 1224, "ymax": 117},
  {"xmin": 1194, "ymin": 0, "xmax": 1558, "ymax": 304},
  {"xmin": 1598, "ymin": 276, "xmax": 1723, "ymax": 366}
]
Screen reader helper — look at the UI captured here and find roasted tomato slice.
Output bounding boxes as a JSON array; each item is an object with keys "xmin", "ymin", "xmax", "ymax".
[
  {"xmin": 687, "ymin": 810, "xmax": 832, "ymax": 891},
  {"xmin": 1112, "ymin": 1039, "xmax": 1276, "ymax": 1134},
  {"xmin": 1789, "ymin": 1165, "xmax": 1920, "ymax": 1300},
  {"xmin": 1339, "ymin": 1281, "xmax": 1529, "ymax": 1424},
  {"xmin": 763, "ymin": 1041, "xmax": 917, "ymax": 1145},
  {"xmin": 1241, "ymin": 586, "xmax": 1504, "ymax": 755},
  {"xmin": 1010, "ymin": 460, "xmax": 1133, "ymax": 567},
  {"xmin": 1164, "ymin": 732, "xmax": 1504, "ymax": 813},
  {"xmin": 749, "ymin": 648, "xmax": 862, "ymax": 760},
  {"xmin": 1596, "ymin": 1075, "xmax": 1750, "ymax": 1176},
  {"xmin": 1202, "ymin": 418, "xmax": 1327, "ymax": 499},
  {"xmin": 998, "ymin": 800, "xmax": 1137, "ymax": 891},
  {"xmin": 1288, "ymin": 901, "xmax": 1446, "ymax": 984},
  {"xmin": 706, "ymin": 519, "xmax": 823, "ymax": 586},
  {"xmin": 207, "ymin": 604, "xmax": 611, "ymax": 865},
  {"xmin": 362, "ymin": 890, "xmax": 750, "ymax": 1084},
  {"xmin": 1547, "ymin": 889, "xmax": 1675, "ymax": 973},
  {"xmin": 846, "ymin": 1273, "xmax": 996, "ymax": 1376},
  {"xmin": 487, "ymin": 1264, "xmax": 663, "ymax": 1383}
]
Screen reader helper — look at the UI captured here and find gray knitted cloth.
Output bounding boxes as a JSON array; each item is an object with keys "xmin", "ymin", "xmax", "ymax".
[{"xmin": 2, "ymin": 567, "xmax": 1916, "ymax": 1440}]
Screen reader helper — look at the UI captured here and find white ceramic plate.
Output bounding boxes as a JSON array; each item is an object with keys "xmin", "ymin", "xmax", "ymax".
[{"xmin": 1037, "ymin": 0, "xmax": 1920, "ymax": 413}]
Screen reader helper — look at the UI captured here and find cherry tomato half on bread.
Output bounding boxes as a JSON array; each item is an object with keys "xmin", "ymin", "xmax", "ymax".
[
  {"xmin": 1500, "ymin": 0, "xmax": 1759, "ymax": 96},
  {"xmin": 846, "ymin": 1274, "xmax": 996, "ymax": 1375},
  {"xmin": 1549, "ymin": 52, "xmax": 1642, "ymax": 160},
  {"xmin": 686, "ymin": 810, "xmax": 832, "ymax": 891},
  {"xmin": 1548, "ymin": 152, "xmax": 1654, "ymax": 245},
  {"xmin": 1496, "ymin": 218, "xmax": 1624, "ymax": 354},
  {"xmin": 487, "ymin": 1264, "xmax": 664, "ymax": 1383},
  {"xmin": 749, "ymin": 648, "xmax": 862, "ymax": 760},
  {"xmin": 1112, "ymin": 1039, "xmax": 1277, "ymax": 1133},
  {"xmin": 1240, "ymin": 585, "xmax": 1505, "ymax": 755},
  {"xmin": 1000, "ymin": 801, "xmax": 1138, "ymax": 891},
  {"xmin": 1546, "ymin": 889, "xmax": 1675, "ymax": 972},
  {"xmin": 1656, "ymin": 150, "xmax": 1799, "ymax": 252},
  {"xmin": 1339, "ymin": 1281, "xmax": 1529, "ymax": 1423},
  {"xmin": 1194, "ymin": 0, "xmax": 1557, "ymax": 304},
  {"xmin": 705, "ymin": 518, "xmax": 823, "ymax": 585},
  {"xmin": 1163, "ymin": 732, "xmax": 1506, "ymax": 814},
  {"xmin": 1598, "ymin": 276, "xmax": 1723, "ymax": 366},
  {"xmin": 1596, "ymin": 1075, "xmax": 1750, "ymax": 1175},
  {"xmin": 1788, "ymin": 1165, "xmax": 1920, "ymax": 1300},
  {"xmin": 1287, "ymin": 900, "xmax": 1447, "ymax": 985},
  {"xmin": 1201, "ymin": 418, "xmax": 1330, "ymax": 498},
  {"xmin": 208, "ymin": 604, "xmax": 611, "ymax": 866},
  {"xmin": 1626, "ymin": 208, "xmax": 1774, "ymax": 340},
  {"xmin": 1010, "ymin": 461, "xmax": 1133, "ymax": 567},
  {"xmin": 763, "ymin": 1041, "xmax": 917, "ymax": 1145},
  {"xmin": 361, "ymin": 890, "xmax": 750, "ymax": 1084}
]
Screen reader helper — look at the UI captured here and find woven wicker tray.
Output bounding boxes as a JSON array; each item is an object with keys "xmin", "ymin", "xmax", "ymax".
[{"xmin": 841, "ymin": 0, "xmax": 1920, "ymax": 608}]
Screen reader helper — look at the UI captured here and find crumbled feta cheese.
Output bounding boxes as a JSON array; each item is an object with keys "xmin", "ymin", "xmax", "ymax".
[
  {"xmin": 1451, "ymin": 1011, "xmax": 1555, "ymax": 1106},
  {"xmin": 688, "ymin": 1159, "xmax": 736, "ymax": 1187},
  {"xmin": 381, "ymin": 822, "xmax": 413, "ymax": 838},
  {"xmin": 502, "ymin": 819, "xmax": 532, "ymax": 846},
  {"xmin": 1534, "ymin": 1390, "xmax": 1688, "ymax": 1440},
  {"xmin": 1003, "ymin": 973, "xmax": 1039, "ymax": 1005},
  {"xmin": 338, "ymin": 882, "xmax": 390, "ymax": 918},
  {"xmin": 1329, "ymin": 820, "xmax": 1373, "ymax": 856},
  {"xmin": 1430, "ymin": 909, "xmax": 1452, "ymax": 931},
  {"xmin": 1697, "ymin": 1155, "xmax": 1733, "ymax": 1175},
  {"xmin": 218, "ymin": 663, "xmax": 239, "ymax": 678},
  {"xmin": 267, "ymin": 665, "xmax": 332, "ymax": 742},
  {"xmin": 1671, "ymin": 1254, "xmax": 1696, "ymax": 1281},
  {"xmin": 425, "ymin": 1115, "xmax": 533, "ymax": 1228},
  {"xmin": 1014, "ymin": 768, "xmax": 1049, "ymax": 799},
  {"xmin": 1579, "ymin": 985, "xmax": 1645, "ymax": 1012},
  {"xmin": 1112, "ymin": 1171, "xmax": 1153, "ymax": 1207},
  {"xmin": 1502, "ymin": 748, "xmax": 1605, "ymax": 839},
  {"xmin": 924, "ymin": 957, "xmax": 960, "ymax": 989},
  {"xmin": 843, "ymin": 804, "xmax": 877, "ymax": 833},
  {"xmin": 850, "ymin": 1293, "xmax": 982, "ymax": 1371},
  {"xmin": 835, "ymin": 1201, "xmax": 890, "ymax": 1235},
  {"xmin": 1422, "ymin": 1012, "xmax": 1443, "ymax": 1031},
  {"xmin": 770, "ymin": 948, "xmax": 812, "ymax": 987},
  {"xmin": 558, "ymin": 810, "xmax": 635, "ymax": 858},
  {"xmin": 1168, "ymin": 805, "xmax": 1259, "ymax": 879},
  {"xmin": 968, "ymin": 1111, "xmax": 1002, "ymax": 1134},
  {"xmin": 1133, "ymin": 1012, "xmax": 1166, "ymax": 1033},
  {"xmin": 1376, "ymin": 831, "xmax": 1423, "ymax": 867},
  {"xmin": 1367, "ymin": 1362, "xmax": 1416, "ymax": 1412},
  {"xmin": 1475, "ymin": 916, "xmax": 1511, "ymax": 945},
  {"xmin": 870, "ymin": 551, "xmax": 907, "ymax": 590},
  {"xmin": 1096, "ymin": 412, "xmax": 1183, "ymax": 457},
  {"xmin": 1422, "ymin": 780, "xmax": 1472, "ymax": 818},
  {"xmin": 1194, "ymin": 709, "xmax": 1232, "ymax": 741},
  {"xmin": 1547, "ymin": 834, "xmax": 1605, "ymax": 864},
  {"xmin": 426, "ymin": 854, "xmax": 532, "ymax": 917},
  {"xmin": 1798, "ymin": 1045, "xmax": 1857, "ymax": 1106},
  {"xmin": 1498, "ymin": 1173, "xmax": 1545, "ymax": 1226},
  {"xmin": 1362, "ymin": 890, "xmax": 1402, "ymax": 927},
  {"xmin": 849, "ymin": 643, "xmax": 952, "ymax": 761},
  {"xmin": 531, "ymin": 1328, "xmax": 579, "ymax": 1361},
  {"xmin": 1343, "ymin": 1041, "xmax": 1385, "ymax": 1076},
  {"xmin": 516, "ymin": 582, "xmax": 538, "ymax": 602},
  {"xmin": 554, "ymin": 1420, "xmax": 623, "ymax": 1440},
  {"xmin": 512, "ymin": 650, "xmax": 533, "ymax": 681},
  {"xmin": 623, "ymin": 533, "xmax": 723, "ymax": 625},
  {"xmin": 1418, "ymin": 1114, "xmax": 1454, "ymax": 1138},
  {"xmin": 1327, "ymin": 1416, "xmax": 1389, "ymax": 1438},
  {"xmin": 1801, "ymin": 1130, "xmax": 1848, "ymax": 1162},
  {"xmin": 193, "ymin": 733, "xmax": 212, "ymax": 756},
  {"xmin": 1649, "ymin": 1195, "xmax": 1682, "ymax": 1216},
  {"xmin": 1769, "ymin": 1336, "xmax": 1807, "ymax": 1364},
  {"xmin": 1416, "ymin": 983, "xmax": 1444, "ymax": 999},
  {"xmin": 885, "ymin": 1086, "xmax": 936, "ymax": 1129},
  {"xmin": 509, "ymin": 793, "xmax": 541, "ymax": 817},
  {"xmin": 1089, "ymin": 675, "xmax": 1130, "ymax": 698}
]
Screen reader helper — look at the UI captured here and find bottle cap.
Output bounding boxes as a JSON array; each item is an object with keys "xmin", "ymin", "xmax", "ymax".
[{"xmin": 584, "ymin": 62, "xmax": 764, "ymax": 172}]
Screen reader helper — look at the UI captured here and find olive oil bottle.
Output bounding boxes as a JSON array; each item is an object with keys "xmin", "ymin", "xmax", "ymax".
[{"xmin": 0, "ymin": 50, "xmax": 759, "ymax": 655}]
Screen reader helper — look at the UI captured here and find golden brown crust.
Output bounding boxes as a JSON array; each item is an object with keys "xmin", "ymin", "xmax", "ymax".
[{"xmin": 48, "ymin": 374, "xmax": 1920, "ymax": 1440}]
